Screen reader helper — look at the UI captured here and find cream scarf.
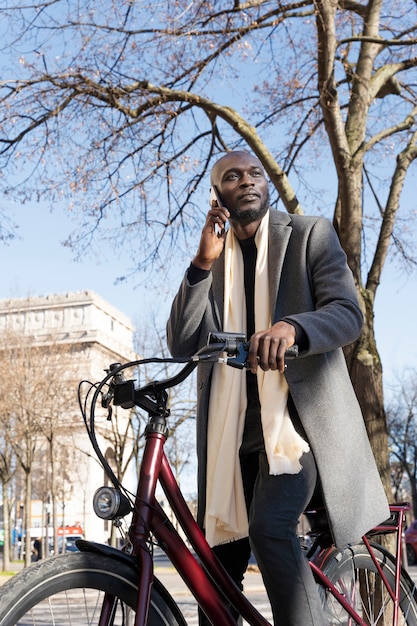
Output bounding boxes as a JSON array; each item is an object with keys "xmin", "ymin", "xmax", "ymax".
[{"xmin": 204, "ymin": 211, "xmax": 310, "ymax": 547}]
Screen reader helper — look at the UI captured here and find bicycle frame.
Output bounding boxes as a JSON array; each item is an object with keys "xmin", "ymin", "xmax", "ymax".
[{"xmin": 96, "ymin": 409, "xmax": 411, "ymax": 626}]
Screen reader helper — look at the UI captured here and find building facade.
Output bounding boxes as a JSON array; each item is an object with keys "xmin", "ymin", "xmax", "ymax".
[{"xmin": 0, "ymin": 291, "xmax": 137, "ymax": 548}]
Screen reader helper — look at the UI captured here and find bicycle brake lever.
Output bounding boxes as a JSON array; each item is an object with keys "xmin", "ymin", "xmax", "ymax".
[{"xmin": 226, "ymin": 342, "xmax": 249, "ymax": 369}]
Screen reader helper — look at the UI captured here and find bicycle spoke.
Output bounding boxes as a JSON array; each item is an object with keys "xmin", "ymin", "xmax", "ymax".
[{"xmin": 22, "ymin": 589, "xmax": 111, "ymax": 625}]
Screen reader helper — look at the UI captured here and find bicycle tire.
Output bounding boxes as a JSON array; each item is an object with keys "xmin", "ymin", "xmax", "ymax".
[
  {"xmin": 319, "ymin": 541, "xmax": 417, "ymax": 625},
  {"xmin": 0, "ymin": 551, "xmax": 187, "ymax": 626}
]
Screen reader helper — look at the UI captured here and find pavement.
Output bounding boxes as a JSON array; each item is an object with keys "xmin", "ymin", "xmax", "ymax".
[{"xmin": 154, "ymin": 562, "xmax": 266, "ymax": 600}]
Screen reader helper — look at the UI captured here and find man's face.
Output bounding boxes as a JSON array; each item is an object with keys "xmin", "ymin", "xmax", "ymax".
[{"xmin": 211, "ymin": 152, "xmax": 269, "ymax": 225}]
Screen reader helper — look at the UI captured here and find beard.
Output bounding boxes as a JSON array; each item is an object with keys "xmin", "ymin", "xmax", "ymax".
[{"xmin": 228, "ymin": 192, "xmax": 270, "ymax": 224}]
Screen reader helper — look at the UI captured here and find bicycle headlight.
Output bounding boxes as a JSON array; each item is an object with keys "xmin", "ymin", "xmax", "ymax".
[{"xmin": 93, "ymin": 486, "xmax": 132, "ymax": 520}]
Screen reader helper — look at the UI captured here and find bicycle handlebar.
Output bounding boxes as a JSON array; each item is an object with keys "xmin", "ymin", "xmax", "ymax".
[
  {"xmin": 79, "ymin": 332, "xmax": 299, "ymax": 493},
  {"xmin": 109, "ymin": 332, "xmax": 298, "ymax": 412}
]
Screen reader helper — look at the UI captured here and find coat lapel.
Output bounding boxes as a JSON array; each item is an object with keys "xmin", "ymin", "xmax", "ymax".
[
  {"xmin": 211, "ymin": 253, "xmax": 225, "ymax": 329},
  {"xmin": 268, "ymin": 210, "xmax": 292, "ymax": 321}
]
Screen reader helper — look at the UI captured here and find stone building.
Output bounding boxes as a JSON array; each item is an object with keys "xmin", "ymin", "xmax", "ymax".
[{"xmin": 0, "ymin": 291, "xmax": 137, "ymax": 548}]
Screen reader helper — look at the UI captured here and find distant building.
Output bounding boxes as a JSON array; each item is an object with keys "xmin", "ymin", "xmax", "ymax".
[
  {"xmin": 0, "ymin": 289, "xmax": 136, "ymax": 370},
  {"xmin": 0, "ymin": 291, "xmax": 137, "ymax": 547}
]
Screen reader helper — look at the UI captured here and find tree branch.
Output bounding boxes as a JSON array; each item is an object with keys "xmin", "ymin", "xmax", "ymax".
[{"xmin": 367, "ymin": 129, "xmax": 417, "ymax": 294}]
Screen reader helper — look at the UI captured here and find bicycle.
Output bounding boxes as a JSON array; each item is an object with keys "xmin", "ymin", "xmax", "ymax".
[{"xmin": 0, "ymin": 331, "xmax": 416, "ymax": 625}]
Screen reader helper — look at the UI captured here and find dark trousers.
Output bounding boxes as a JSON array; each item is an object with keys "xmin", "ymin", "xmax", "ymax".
[{"xmin": 200, "ymin": 449, "xmax": 327, "ymax": 625}]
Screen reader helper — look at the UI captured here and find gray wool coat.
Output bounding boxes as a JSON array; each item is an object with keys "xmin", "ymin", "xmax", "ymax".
[{"xmin": 166, "ymin": 209, "xmax": 390, "ymax": 548}]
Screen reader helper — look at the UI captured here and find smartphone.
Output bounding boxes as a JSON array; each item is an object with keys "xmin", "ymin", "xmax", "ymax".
[
  {"xmin": 210, "ymin": 185, "xmax": 224, "ymax": 208},
  {"xmin": 209, "ymin": 185, "xmax": 226, "ymax": 236}
]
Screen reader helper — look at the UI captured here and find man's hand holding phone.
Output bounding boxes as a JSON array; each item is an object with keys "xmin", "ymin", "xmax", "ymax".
[{"xmin": 192, "ymin": 186, "xmax": 229, "ymax": 271}]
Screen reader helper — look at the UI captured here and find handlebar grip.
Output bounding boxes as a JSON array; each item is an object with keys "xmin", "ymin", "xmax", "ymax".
[
  {"xmin": 242, "ymin": 343, "xmax": 298, "ymax": 360},
  {"xmin": 283, "ymin": 345, "xmax": 298, "ymax": 359},
  {"xmin": 207, "ymin": 332, "xmax": 298, "ymax": 361}
]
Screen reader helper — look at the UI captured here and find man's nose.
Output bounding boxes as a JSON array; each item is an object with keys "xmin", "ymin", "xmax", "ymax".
[{"xmin": 239, "ymin": 173, "xmax": 254, "ymax": 186}]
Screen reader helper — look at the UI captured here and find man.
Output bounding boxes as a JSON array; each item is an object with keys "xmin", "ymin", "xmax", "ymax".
[{"xmin": 167, "ymin": 151, "xmax": 389, "ymax": 625}]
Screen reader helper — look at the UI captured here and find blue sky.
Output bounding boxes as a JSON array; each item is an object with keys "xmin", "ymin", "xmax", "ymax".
[
  {"xmin": 1, "ymin": 203, "xmax": 156, "ymax": 325},
  {"xmin": 1, "ymin": 200, "xmax": 416, "ymax": 390}
]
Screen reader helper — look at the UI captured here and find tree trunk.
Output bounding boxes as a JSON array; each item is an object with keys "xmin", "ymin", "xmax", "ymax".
[
  {"xmin": 315, "ymin": 2, "xmax": 393, "ymax": 498},
  {"xmin": 24, "ymin": 470, "xmax": 32, "ymax": 568},
  {"xmin": 49, "ymin": 438, "xmax": 60, "ymax": 555},
  {"xmin": 408, "ymin": 470, "xmax": 417, "ymax": 519},
  {"xmin": 1, "ymin": 481, "xmax": 11, "ymax": 571}
]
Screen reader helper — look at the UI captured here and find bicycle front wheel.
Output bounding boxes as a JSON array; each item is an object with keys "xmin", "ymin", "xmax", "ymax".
[
  {"xmin": 0, "ymin": 551, "xmax": 186, "ymax": 626},
  {"xmin": 319, "ymin": 542, "xmax": 417, "ymax": 625}
]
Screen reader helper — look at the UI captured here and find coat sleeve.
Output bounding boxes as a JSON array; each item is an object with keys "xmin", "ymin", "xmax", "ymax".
[
  {"xmin": 166, "ymin": 269, "xmax": 215, "ymax": 357},
  {"xmin": 281, "ymin": 216, "xmax": 363, "ymax": 355}
]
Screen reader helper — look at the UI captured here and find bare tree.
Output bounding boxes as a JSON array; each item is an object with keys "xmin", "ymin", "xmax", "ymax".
[
  {"xmin": 0, "ymin": 329, "xmax": 83, "ymax": 565},
  {"xmin": 34, "ymin": 342, "xmax": 82, "ymax": 556},
  {"xmin": 1, "ymin": 1, "xmax": 416, "ymax": 495},
  {"xmin": 0, "ymin": 334, "xmax": 42, "ymax": 566},
  {"xmin": 387, "ymin": 371, "xmax": 417, "ymax": 518}
]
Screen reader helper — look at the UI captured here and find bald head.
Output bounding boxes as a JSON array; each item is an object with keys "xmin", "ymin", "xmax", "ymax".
[{"xmin": 210, "ymin": 151, "xmax": 266, "ymax": 187}]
